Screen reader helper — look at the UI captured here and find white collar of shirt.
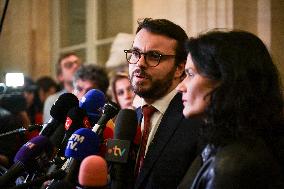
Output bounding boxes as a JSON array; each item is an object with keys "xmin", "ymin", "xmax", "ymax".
[
  {"xmin": 141, "ymin": 89, "xmax": 178, "ymax": 114},
  {"xmin": 140, "ymin": 89, "xmax": 178, "ymax": 155}
]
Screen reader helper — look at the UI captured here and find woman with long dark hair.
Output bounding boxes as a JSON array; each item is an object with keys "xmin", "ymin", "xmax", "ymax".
[{"xmin": 177, "ymin": 30, "xmax": 284, "ymax": 189}]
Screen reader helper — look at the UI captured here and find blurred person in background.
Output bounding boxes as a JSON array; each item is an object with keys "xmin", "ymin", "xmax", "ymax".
[
  {"xmin": 110, "ymin": 72, "xmax": 135, "ymax": 109},
  {"xmin": 36, "ymin": 76, "xmax": 59, "ymax": 107},
  {"xmin": 23, "ymin": 76, "xmax": 42, "ymax": 125},
  {"xmin": 177, "ymin": 30, "xmax": 284, "ymax": 189},
  {"xmin": 73, "ymin": 64, "xmax": 109, "ymax": 100},
  {"xmin": 43, "ymin": 53, "xmax": 81, "ymax": 123}
]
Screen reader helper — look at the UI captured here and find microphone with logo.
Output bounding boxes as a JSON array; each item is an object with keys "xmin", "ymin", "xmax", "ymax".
[
  {"xmin": 78, "ymin": 155, "xmax": 108, "ymax": 189},
  {"xmin": 62, "ymin": 128, "xmax": 100, "ymax": 185},
  {"xmin": 0, "ymin": 135, "xmax": 54, "ymax": 187},
  {"xmin": 40, "ymin": 93, "xmax": 79, "ymax": 137},
  {"xmin": 60, "ymin": 106, "xmax": 91, "ymax": 152},
  {"xmin": 79, "ymin": 89, "xmax": 119, "ymax": 154},
  {"xmin": 105, "ymin": 109, "xmax": 138, "ymax": 189},
  {"xmin": 46, "ymin": 106, "xmax": 92, "ymax": 174},
  {"xmin": 79, "ymin": 89, "xmax": 106, "ymax": 126}
]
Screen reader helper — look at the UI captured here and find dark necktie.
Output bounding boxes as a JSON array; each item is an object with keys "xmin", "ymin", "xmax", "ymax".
[{"xmin": 136, "ymin": 105, "xmax": 156, "ymax": 175}]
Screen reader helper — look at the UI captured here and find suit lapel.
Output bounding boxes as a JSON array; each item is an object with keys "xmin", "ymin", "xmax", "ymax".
[{"xmin": 136, "ymin": 93, "xmax": 184, "ymax": 187}]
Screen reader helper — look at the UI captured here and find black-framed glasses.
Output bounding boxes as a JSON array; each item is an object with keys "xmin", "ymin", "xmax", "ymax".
[{"xmin": 124, "ymin": 49, "xmax": 176, "ymax": 67}]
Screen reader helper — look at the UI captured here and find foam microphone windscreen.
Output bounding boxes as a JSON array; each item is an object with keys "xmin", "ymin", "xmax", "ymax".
[
  {"xmin": 78, "ymin": 155, "xmax": 108, "ymax": 187},
  {"xmin": 79, "ymin": 89, "xmax": 106, "ymax": 125},
  {"xmin": 114, "ymin": 109, "xmax": 138, "ymax": 140},
  {"xmin": 50, "ymin": 93, "xmax": 79, "ymax": 122},
  {"xmin": 65, "ymin": 128, "xmax": 100, "ymax": 161},
  {"xmin": 14, "ymin": 135, "xmax": 54, "ymax": 169}
]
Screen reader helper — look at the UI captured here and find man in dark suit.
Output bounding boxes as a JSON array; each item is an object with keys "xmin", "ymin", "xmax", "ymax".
[{"xmin": 124, "ymin": 18, "xmax": 202, "ymax": 189}]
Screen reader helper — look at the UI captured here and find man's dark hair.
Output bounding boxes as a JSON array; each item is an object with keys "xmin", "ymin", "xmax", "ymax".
[
  {"xmin": 73, "ymin": 64, "xmax": 109, "ymax": 94},
  {"xmin": 136, "ymin": 18, "xmax": 189, "ymax": 65}
]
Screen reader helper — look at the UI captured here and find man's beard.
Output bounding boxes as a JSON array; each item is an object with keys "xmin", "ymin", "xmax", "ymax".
[{"xmin": 130, "ymin": 67, "xmax": 176, "ymax": 101}]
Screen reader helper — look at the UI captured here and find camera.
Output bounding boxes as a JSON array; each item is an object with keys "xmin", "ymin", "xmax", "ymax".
[{"xmin": 0, "ymin": 73, "xmax": 27, "ymax": 114}]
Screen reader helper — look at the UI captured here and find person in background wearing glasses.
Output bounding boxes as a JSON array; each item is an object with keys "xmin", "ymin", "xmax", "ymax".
[
  {"xmin": 110, "ymin": 72, "xmax": 135, "ymax": 109},
  {"xmin": 124, "ymin": 18, "xmax": 203, "ymax": 189},
  {"xmin": 43, "ymin": 52, "xmax": 81, "ymax": 123}
]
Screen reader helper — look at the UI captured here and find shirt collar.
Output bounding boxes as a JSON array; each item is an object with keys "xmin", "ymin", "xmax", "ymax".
[{"xmin": 141, "ymin": 89, "xmax": 178, "ymax": 115}]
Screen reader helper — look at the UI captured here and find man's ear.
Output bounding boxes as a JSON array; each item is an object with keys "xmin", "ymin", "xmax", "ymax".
[{"xmin": 174, "ymin": 61, "xmax": 185, "ymax": 79}]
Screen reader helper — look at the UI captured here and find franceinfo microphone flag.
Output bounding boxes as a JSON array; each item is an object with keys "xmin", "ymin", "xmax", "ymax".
[
  {"xmin": 78, "ymin": 155, "xmax": 108, "ymax": 188},
  {"xmin": 40, "ymin": 93, "xmax": 79, "ymax": 137},
  {"xmin": 0, "ymin": 136, "xmax": 54, "ymax": 187},
  {"xmin": 106, "ymin": 109, "xmax": 138, "ymax": 189},
  {"xmin": 63, "ymin": 128, "xmax": 100, "ymax": 184}
]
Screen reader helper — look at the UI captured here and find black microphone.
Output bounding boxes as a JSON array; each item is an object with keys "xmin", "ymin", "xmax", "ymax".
[
  {"xmin": 57, "ymin": 106, "xmax": 91, "ymax": 154},
  {"xmin": 44, "ymin": 107, "xmax": 88, "ymax": 176},
  {"xmin": 0, "ymin": 136, "xmax": 54, "ymax": 187},
  {"xmin": 10, "ymin": 169, "xmax": 66, "ymax": 188},
  {"xmin": 92, "ymin": 101, "xmax": 120, "ymax": 136},
  {"xmin": 40, "ymin": 93, "xmax": 79, "ymax": 137},
  {"xmin": 106, "ymin": 109, "xmax": 138, "ymax": 189}
]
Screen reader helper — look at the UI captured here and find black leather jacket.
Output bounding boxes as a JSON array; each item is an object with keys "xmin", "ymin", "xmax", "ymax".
[{"xmin": 178, "ymin": 138, "xmax": 284, "ymax": 189}]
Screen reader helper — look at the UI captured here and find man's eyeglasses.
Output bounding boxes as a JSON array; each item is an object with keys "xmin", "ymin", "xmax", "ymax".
[
  {"xmin": 124, "ymin": 49, "xmax": 175, "ymax": 67},
  {"xmin": 63, "ymin": 60, "xmax": 80, "ymax": 69}
]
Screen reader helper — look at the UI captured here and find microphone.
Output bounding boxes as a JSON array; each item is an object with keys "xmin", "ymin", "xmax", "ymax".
[
  {"xmin": 46, "ymin": 107, "xmax": 92, "ymax": 174},
  {"xmin": 63, "ymin": 128, "xmax": 100, "ymax": 184},
  {"xmin": 60, "ymin": 107, "xmax": 91, "ymax": 151},
  {"xmin": 106, "ymin": 109, "xmax": 138, "ymax": 189},
  {"xmin": 79, "ymin": 89, "xmax": 106, "ymax": 125},
  {"xmin": 0, "ymin": 136, "xmax": 54, "ymax": 187},
  {"xmin": 10, "ymin": 169, "xmax": 66, "ymax": 188},
  {"xmin": 78, "ymin": 155, "xmax": 108, "ymax": 188},
  {"xmin": 92, "ymin": 101, "xmax": 119, "ymax": 157},
  {"xmin": 92, "ymin": 101, "xmax": 120, "ymax": 136},
  {"xmin": 79, "ymin": 89, "xmax": 117, "ymax": 153},
  {"xmin": 40, "ymin": 93, "xmax": 79, "ymax": 137},
  {"xmin": 0, "ymin": 124, "xmax": 42, "ymax": 137}
]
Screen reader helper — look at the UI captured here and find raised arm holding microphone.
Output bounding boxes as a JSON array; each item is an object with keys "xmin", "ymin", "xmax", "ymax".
[{"xmin": 125, "ymin": 18, "xmax": 203, "ymax": 189}]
